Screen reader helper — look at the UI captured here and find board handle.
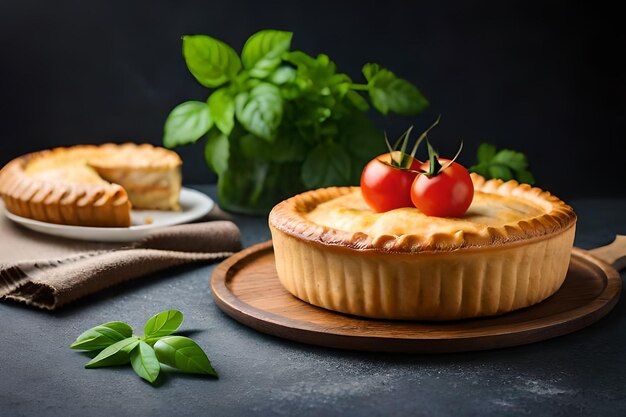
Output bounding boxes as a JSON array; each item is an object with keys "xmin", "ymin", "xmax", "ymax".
[{"xmin": 589, "ymin": 235, "xmax": 626, "ymax": 271}]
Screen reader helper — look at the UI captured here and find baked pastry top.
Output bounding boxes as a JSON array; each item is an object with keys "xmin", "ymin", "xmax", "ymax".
[
  {"xmin": 0, "ymin": 143, "xmax": 182, "ymax": 227},
  {"xmin": 24, "ymin": 143, "xmax": 180, "ymax": 178},
  {"xmin": 270, "ymin": 174, "xmax": 576, "ymax": 252},
  {"xmin": 307, "ymin": 188, "xmax": 543, "ymax": 234}
]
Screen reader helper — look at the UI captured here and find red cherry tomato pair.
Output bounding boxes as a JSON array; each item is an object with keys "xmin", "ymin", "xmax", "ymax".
[{"xmin": 361, "ymin": 154, "xmax": 474, "ymax": 217}]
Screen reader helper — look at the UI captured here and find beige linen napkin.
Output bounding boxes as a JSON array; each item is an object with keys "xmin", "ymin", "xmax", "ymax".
[{"xmin": 0, "ymin": 205, "xmax": 241, "ymax": 310}]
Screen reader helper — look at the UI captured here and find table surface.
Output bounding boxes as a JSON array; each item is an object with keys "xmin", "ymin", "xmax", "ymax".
[{"xmin": 1, "ymin": 186, "xmax": 625, "ymax": 417}]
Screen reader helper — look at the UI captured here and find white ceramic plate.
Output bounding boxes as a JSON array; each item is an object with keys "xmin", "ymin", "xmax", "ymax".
[{"xmin": 4, "ymin": 187, "xmax": 214, "ymax": 242}]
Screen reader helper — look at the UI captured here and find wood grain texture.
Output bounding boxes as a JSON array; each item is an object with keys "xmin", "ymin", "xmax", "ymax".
[
  {"xmin": 211, "ymin": 241, "xmax": 621, "ymax": 353},
  {"xmin": 590, "ymin": 235, "xmax": 626, "ymax": 270}
]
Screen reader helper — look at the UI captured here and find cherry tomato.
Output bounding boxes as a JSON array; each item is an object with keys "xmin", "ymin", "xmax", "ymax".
[
  {"xmin": 410, "ymin": 158, "xmax": 474, "ymax": 217},
  {"xmin": 361, "ymin": 152, "xmax": 422, "ymax": 213}
]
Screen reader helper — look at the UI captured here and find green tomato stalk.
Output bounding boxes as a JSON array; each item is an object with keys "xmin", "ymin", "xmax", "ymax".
[{"xmin": 385, "ymin": 115, "xmax": 441, "ymax": 169}]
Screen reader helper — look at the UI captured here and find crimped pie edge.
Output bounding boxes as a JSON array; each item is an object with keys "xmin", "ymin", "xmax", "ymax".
[
  {"xmin": 268, "ymin": 173, "xmax": 577, "ymax": 253},
  {"xmin": 0, "ymin": 158, "xmax": 131, "ymax": 226},
  {"xmin": 25, "ymin": 142, "xmax": 182, "ymax": 170}
]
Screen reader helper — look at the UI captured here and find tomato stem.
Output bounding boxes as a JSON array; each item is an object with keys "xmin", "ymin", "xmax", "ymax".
[
  {"xmin": 424, "ymin": 140, "xmax": 442, "ymax": 177},
  {"xmin": 409, "ymin": 115, "xmax": 440, "ymax": 158},
  {"xmin": 439, "ymin": 141, "xmax": 464, "ymax": 173},
  {"xmin": 384, "ymin": 115, "xmax": 442, "ymax": 170}
]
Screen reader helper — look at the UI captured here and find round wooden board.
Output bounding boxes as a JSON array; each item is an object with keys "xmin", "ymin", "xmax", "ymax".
[{"xmin": 211, "ymin": 241, "xmax": 621, "ymax": 353}]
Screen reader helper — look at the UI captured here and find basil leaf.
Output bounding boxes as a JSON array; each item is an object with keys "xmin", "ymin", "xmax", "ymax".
[
  {"xmin": 301, "ymin": 142, "xmax": 351, "ymax": 188},
  {"xmin": 363, "ymin": 63, "xmax": 428, "ymax": 116},
  {"xmin": 235, "ymin": 83, "xmax": 283, "ymax": 141},
  {"xmin": 130, "ymin": 341, "xmax": 160, "ymax": 384},
  {"xmin": 182, "ymin": 35, "xmax": 241, "ymax": 88},
  {"xmin": 468, "ymin": 163, "xmax": 489, "ymax": 178},
  {"xmin": 70, "ymin": 321, "xmax": 132, "ymax": 351},
  {"xmin": 306, "ymin": 54, "xmax": 338, "ymax": 87},
  {"xmin": 492, "ymin": 149, "xmax": 528, "ymax": 171},
  {"xmin": 515, "ymin": 169, "xmax": 535, "ymax": 185},
  {"xmin": 370, "ymin": 76, "xmax": 428, "ymax": 115},
  {"xmin": 85, "ymin": 337, "xmax": 139, "ymax": 369},
  {"xmin": 242, "ymin": 30, "xmax": 293, "ymax": 78},
  {"xmin": 346, "ymin": 90, "xmax": 369, "ymax": 112},
  {"xmin": 284, "ymin": 50, "xmax": 318, "ymax": 68},
  {"xmin": 208, "ymin": 89, "xmax": 235, "ymax": 136},
  {"xmin": 285, "ymin": 51, "xmax": 339, "ymax": 93},
  {"xmin": 330, "ymin": 73, "xmax": 352, "ymax": 97},
  {"xmin": 204, "ymin": 130, "xmax": 230, "ymax": 175},
  {"xmin": 269, "ymin": 66, "xmax": 297, "ymax": 85},
  {"xmin": 471, "ymin": 143, "xmax": 534, "ymax": 184},
  {"xmin": 164, "ymin": 101, "xmax": 212, "ymax": 148},
  {"xmin": 362, "ymin": 62, "xmax": 381, "ymax": 81},
  {"xmin": 477, "ymin": 143, "xmax": 496, "ymax": 164},
  {"xmin": 154, "ymin": 336, "xmax": 218, "ymax": 376},
  {"xmin": 143, "ymin": 309, "xmax": 183, "ymax": 339},
  {"xmin": 488, "ymin": 164, "xmax": 513, "ymax": 181}
]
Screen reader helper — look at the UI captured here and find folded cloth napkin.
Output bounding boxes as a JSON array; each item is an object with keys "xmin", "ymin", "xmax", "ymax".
[{"xmin": 0, "ymin": 206, "xmax": 241, "ymax": 310}]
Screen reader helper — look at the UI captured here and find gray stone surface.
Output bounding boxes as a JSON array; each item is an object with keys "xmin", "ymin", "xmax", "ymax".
[{"xmin": 1, "ymin": 188, "xmax": 625, "ymax": 417}]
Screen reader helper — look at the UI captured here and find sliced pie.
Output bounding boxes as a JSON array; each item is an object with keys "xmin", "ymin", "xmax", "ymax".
[
  {"xmin": 0, "ymin": 143, "xmax": 182, "ymax": 227},
  {"xmin": 269, "ymin": 174, "xmax": 577, "ymax": 321}
]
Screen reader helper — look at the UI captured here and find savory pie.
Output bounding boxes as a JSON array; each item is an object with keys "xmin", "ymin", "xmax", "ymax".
[
  {"xmin": 269, "ymin": 174, "xmax": 577, "ymax": 321},
  {"xmin": 0, "ymin": 143, "xmax": 182, "ymax": 227}
]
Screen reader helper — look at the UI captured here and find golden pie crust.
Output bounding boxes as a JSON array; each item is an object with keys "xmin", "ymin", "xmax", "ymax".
[
  {"xmin": 0, "ymin": 143, "xmax": 182, "ymax": 227},
  {"xmin": 269, "ymin": 174, "xmax": 577, "ymax": 321}
]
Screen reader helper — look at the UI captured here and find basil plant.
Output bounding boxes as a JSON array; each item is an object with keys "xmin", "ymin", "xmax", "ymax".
[{"xmin": 164, "ymin": 29, "xmax": 428, "ymax": 214}]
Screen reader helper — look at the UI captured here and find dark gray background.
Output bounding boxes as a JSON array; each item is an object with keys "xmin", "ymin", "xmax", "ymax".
[{"xmin": 1, "ymin": 0, "xmax": 624, "ymax": 198}]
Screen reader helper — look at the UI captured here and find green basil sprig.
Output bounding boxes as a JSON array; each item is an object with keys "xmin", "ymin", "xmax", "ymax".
[
  {"xmin": 71, "ymin": 310, "xmax": 217, "ymax": 384},
  {"xmin": 469, "ymin": 143, "xmax": 535, "ymax": 184},
  {"xmin": 163, "ymin": 29, "xmax": 428, "ymax": 209}
]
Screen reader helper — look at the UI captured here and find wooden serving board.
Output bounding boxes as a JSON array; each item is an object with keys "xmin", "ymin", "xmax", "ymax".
[{"xmin": 211, "ymin": 239, "xmax": 623, "ymax": 353}]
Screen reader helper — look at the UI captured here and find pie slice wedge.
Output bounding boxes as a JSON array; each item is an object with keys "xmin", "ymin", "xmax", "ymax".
[{"xmin": 0, "ymin": 143, "xmax": 182, "ymax": 227}]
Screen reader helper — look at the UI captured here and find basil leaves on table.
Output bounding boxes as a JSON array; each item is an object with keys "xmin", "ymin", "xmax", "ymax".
[{"xmin": 71, "ymin": 310, "xmax": 217, "ymax": 384}]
